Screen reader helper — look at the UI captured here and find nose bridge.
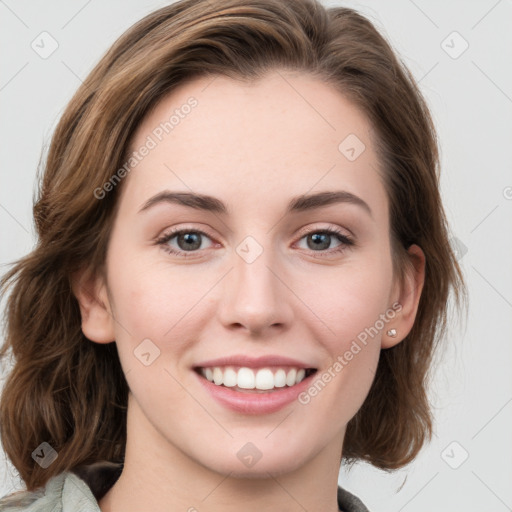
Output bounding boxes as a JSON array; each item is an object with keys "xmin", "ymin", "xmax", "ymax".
[{"xmin": 218, "ymin": 233, "xmax": 292, "ymax": 333}]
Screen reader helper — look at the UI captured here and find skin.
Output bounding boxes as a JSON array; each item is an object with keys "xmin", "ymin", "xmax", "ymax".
[{"xmin": 73, "ymin": 70, "xmax": 425, "ymax": 512}]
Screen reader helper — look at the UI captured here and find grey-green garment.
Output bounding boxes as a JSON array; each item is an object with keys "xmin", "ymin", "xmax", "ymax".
[{"xmin": 0, "ymin": 461, "xmax": 371, "ymax": 511}]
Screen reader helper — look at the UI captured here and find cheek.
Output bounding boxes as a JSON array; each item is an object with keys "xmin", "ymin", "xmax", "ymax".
[
  {"xmin": 332, "ymin": 285, "xmax": 390, "ymax": 345},
  {"xmin": 105, "ymin": 246, "xmax": 221, "ymax": 376},
  {"xmin": 107, "ymin": 245, "xmax": 202, "ymax": 333},
  {"xmin": 296, "ymin": 268, "xmax": 390, "ymax": 427},
  {"xmin": 304, "ymin": 256, "xmax": 393, "ymax": 351}
]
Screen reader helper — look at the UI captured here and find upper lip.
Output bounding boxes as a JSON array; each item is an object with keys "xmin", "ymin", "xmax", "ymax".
[{"xmin": 194, "ymin": 354, "xmax": 316, "ymax": 369}]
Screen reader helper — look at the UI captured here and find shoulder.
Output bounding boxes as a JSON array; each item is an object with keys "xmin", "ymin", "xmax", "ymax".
[
  {"xmin": 0, "ymin": 470, "xmax": 100, "ymax": 511},
  {"xmin": 338, "ymin": 485, "xmax": 371, "ymax": 512}
]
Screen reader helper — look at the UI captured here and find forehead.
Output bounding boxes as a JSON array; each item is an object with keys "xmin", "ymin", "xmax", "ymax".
[{"xmin": 121, "ymin": 70, "xmax": 386, "ymax": 218}]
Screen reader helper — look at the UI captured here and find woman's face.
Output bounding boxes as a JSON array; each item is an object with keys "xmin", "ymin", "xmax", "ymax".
[{"xmin": 87, "ymin": 70, "xmax": 420, "ymax": 477}]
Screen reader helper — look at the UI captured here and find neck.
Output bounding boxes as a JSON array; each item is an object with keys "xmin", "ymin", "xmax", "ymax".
[{"xmin": 99, "ymin": 394, "xmax": 343, "ymax": 512}]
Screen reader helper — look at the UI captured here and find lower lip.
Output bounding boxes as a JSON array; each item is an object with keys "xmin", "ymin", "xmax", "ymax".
[{"xmin": 194, "ymin": 370, "xmax": 316, "ymax": 415}]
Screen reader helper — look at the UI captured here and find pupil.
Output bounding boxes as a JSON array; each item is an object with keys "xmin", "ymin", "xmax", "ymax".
[
  {"xmin": 179, "ymin": 232, "xmax": 201, "ymax": 250},
  {"xmin": 309, "ymin": 233, "xmax": 329, "ymax": 250}
]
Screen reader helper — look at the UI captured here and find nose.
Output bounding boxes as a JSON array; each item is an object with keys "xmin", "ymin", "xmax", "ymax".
[{"xmin": 216, "ymin": 243, "xmax": 294, "ymax": 336}]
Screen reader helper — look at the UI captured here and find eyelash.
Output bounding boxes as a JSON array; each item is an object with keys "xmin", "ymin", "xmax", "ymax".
[{"xmin": 155, "ymin": 225, "xmax": 355, "ymax": 259}]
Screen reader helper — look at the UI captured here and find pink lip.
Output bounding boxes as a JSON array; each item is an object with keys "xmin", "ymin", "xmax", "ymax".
[
  {"xmin": 194, "ymin": 354, "xmax": 315, "ymax": 370},
  {"xmin": 193, "ymin": 369, "xmax": 317, "ymax": 415}
]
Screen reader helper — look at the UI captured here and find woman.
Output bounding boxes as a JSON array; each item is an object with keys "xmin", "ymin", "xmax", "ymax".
[{"xmin": 0, "ymin": 0, "xmax": 465, "ymax": 510}]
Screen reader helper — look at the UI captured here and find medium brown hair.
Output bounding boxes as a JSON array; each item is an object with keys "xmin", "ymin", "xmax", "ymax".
[{"xmin": 0, "ymin": 0, "xmax": 466, "ymax": 491}]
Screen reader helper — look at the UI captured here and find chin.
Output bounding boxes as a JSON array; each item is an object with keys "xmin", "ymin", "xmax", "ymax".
[{"xmin": 195, "ymin": 442, "xmax": 312, "ymax": 479}]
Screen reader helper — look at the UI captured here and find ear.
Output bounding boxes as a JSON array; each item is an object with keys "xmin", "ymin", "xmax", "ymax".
[
  {"xmin": 382, "ymin": 244, "xmax": 426, "ymax": 349},
  {"xmin": 71, "ymin": 266, "xmax": 116, "ymax": 344}
]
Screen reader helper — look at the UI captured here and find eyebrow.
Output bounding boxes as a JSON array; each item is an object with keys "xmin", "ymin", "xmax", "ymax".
[{"xmin": 138, "ymin": 190, "xmax": 372, "ymax": 218}]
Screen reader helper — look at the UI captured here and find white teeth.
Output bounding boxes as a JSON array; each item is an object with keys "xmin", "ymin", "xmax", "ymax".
[
  {"xmin": 237, "ymin": 367, "xmax": 255, "ymax": 389},
  {"xmin": 255, "ymin": 369, "xmax": 274, "ymax": 390},
  {"xmin": 199, "ymin": 366, "xmax": 310, "ymax": 390},
  {"xmin": 274, "ymin": 369, "xmax": 287, "ymax": 387},
  {"xmin": 213, "ymin": 367, "xmax": 223, "ymax": 385},
  {"xmin": 223, "ymin": 367, "xmax": 237, "ymax": 387},
  {"xmin": 285, "ymin": 368, "xmax": 297, "ymax": 387},
  {"xmin": 204, "ymin": 367, "xmax": 214, "ymax": 382}
]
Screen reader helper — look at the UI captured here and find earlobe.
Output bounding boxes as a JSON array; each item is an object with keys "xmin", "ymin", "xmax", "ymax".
[
  {"xmin": 382, "ymin": 244, "xmax": 426, "ymax": 349},
  {"xmin": 71, "ymin": 267, "xmax": 116, "ymax": 344}
]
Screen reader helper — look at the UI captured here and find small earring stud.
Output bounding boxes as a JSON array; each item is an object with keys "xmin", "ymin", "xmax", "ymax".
[{"xmin": 387, "ymin": 328, "xmax": 397, "ymax": 337}]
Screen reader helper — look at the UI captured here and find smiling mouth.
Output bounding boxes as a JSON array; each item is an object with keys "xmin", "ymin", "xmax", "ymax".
[{"xmin": 194, "ymin": 366, "xmax": 317, "ymax": 393}]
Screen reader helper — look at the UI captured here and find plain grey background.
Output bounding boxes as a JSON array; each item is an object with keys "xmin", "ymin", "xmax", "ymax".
[{"xmin": 1, "ymin": 1, "xmax": 511, "ymax": 511}]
